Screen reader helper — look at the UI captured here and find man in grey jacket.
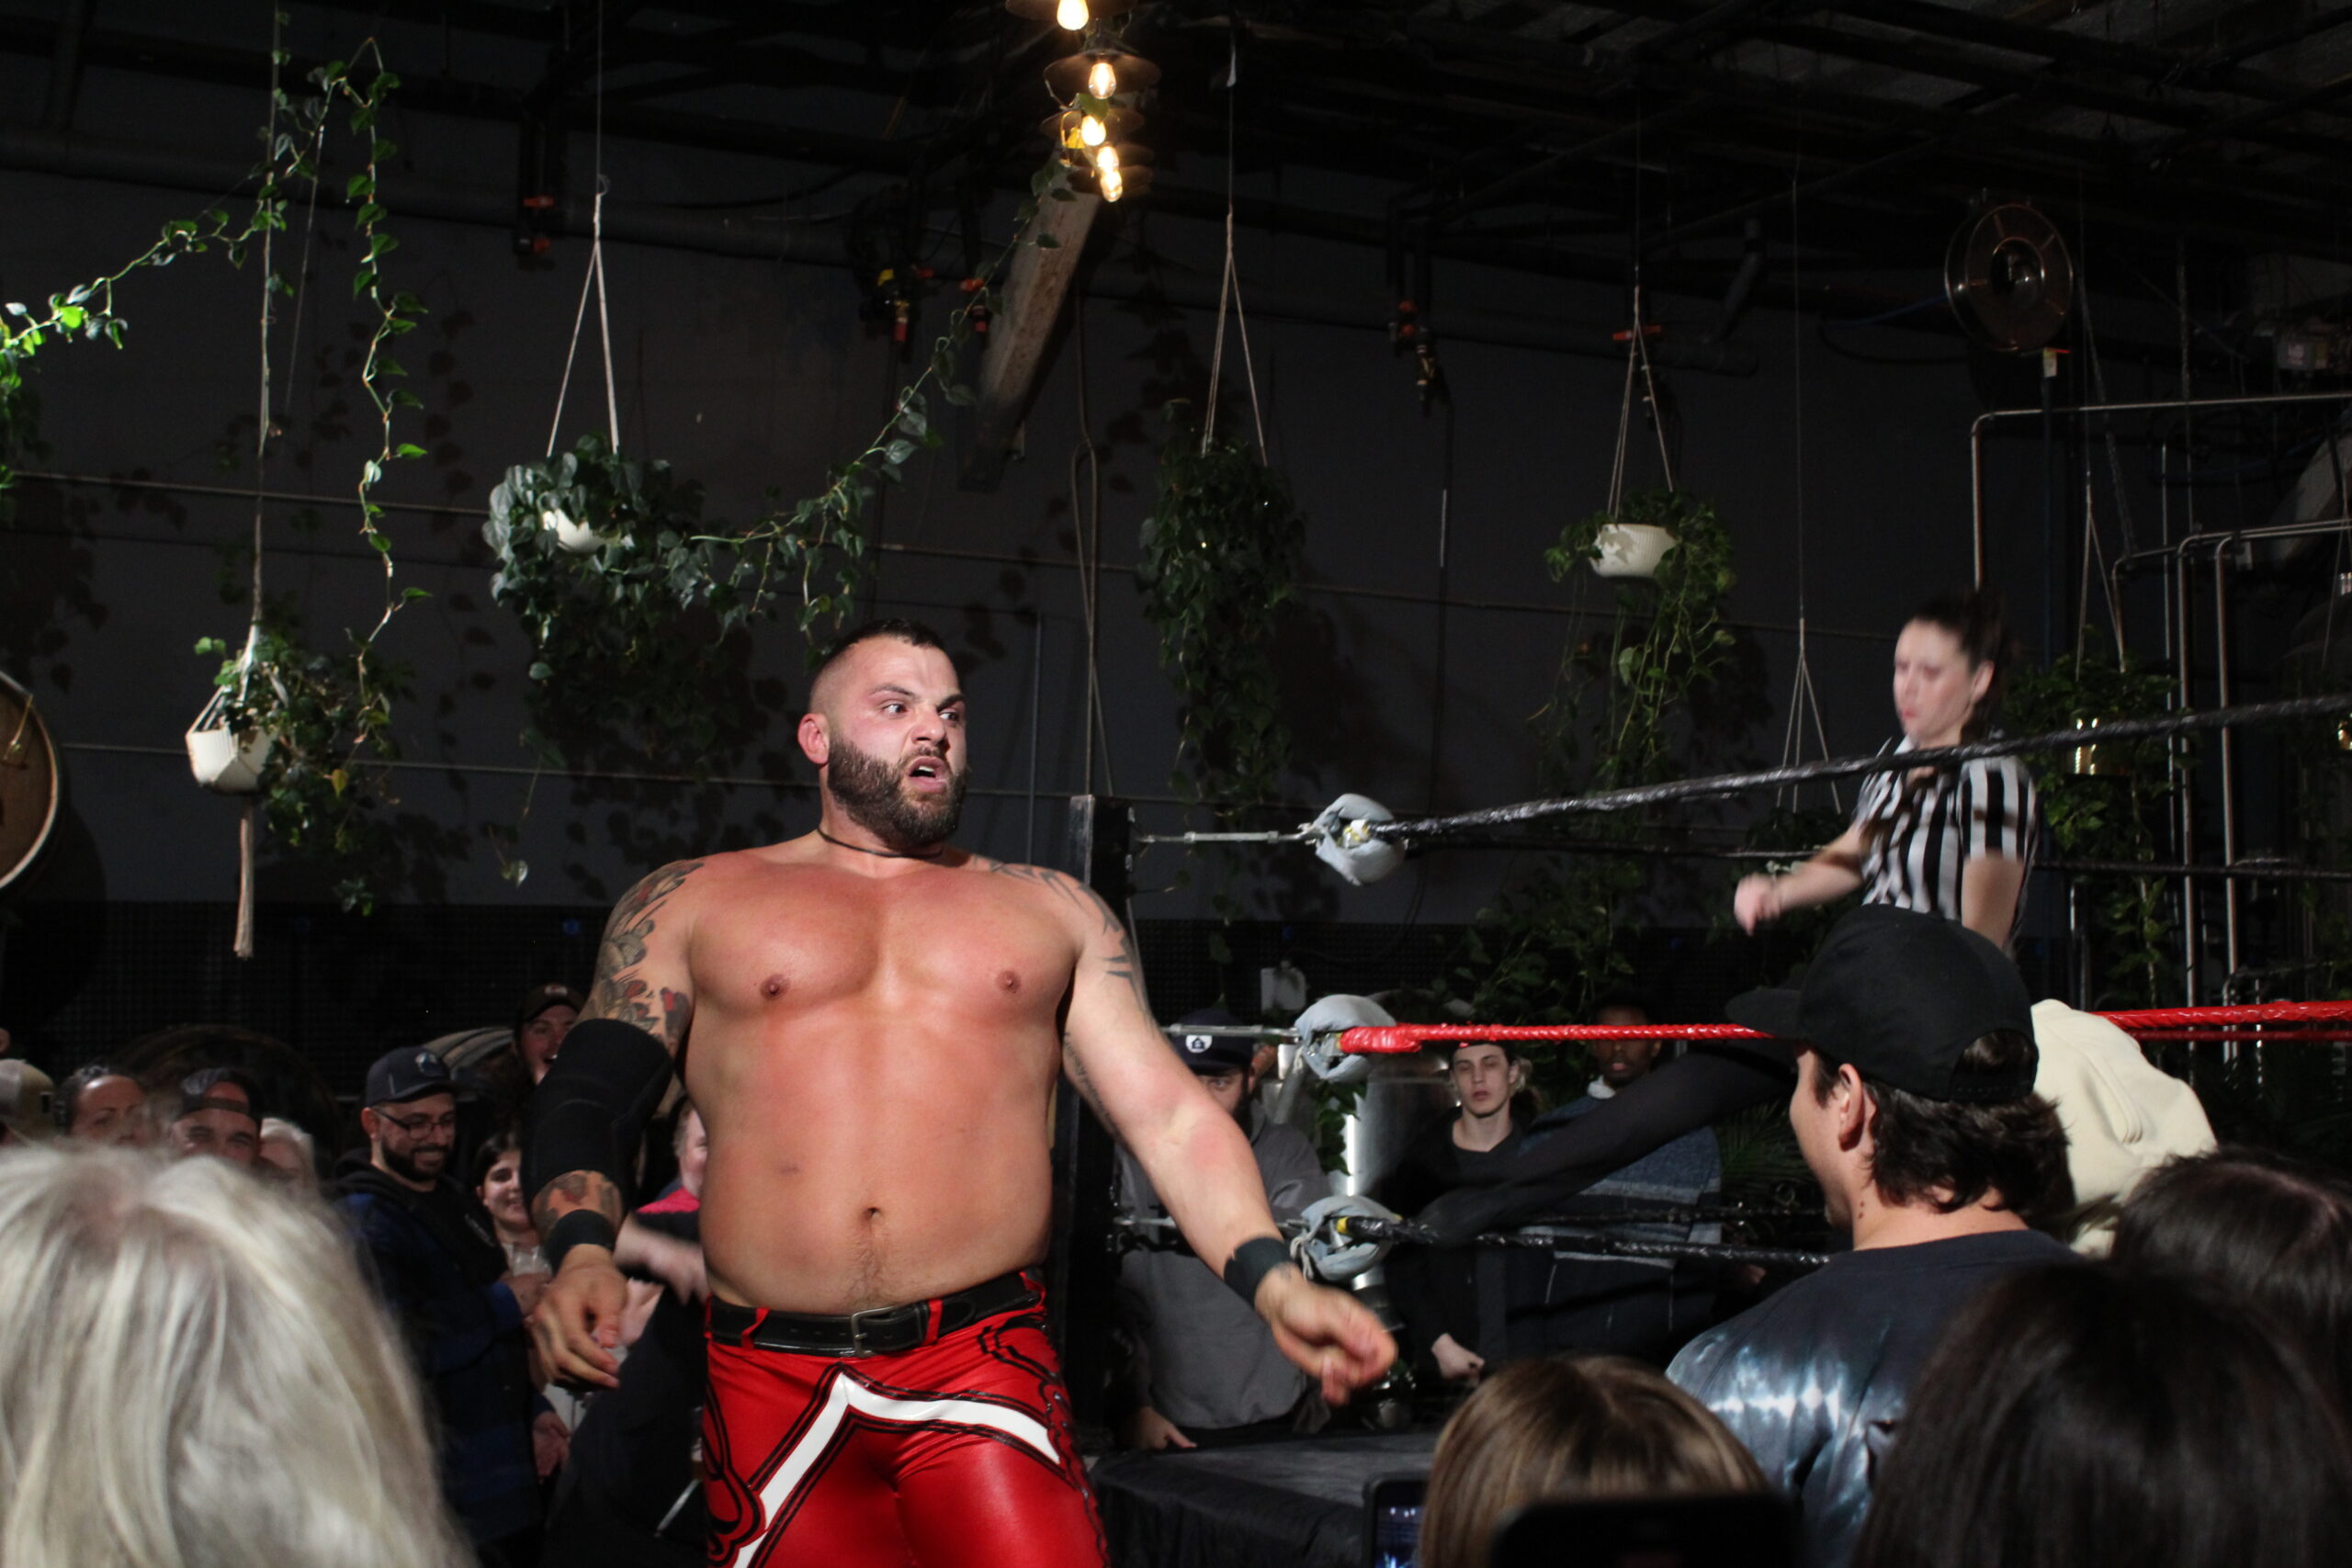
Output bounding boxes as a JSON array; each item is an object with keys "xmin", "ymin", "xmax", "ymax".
[{"xmin": 1115, "ymin": 1008, "xmax": 1329, "ymax": 1450}]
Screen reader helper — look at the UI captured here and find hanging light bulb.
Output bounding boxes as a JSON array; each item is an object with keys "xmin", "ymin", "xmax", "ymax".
[
  {"xmin": 1056, "ymin": 0, "xmax": 1089, "ymax": 29},
  {"xmin": 1095, "ymin": 144, "xmax": 1120, "ymax": 174},
  {"xmin": 1087, "ymin": 58, "xmax": 1118, "ymax": 97},
  {"xmin": 1100, "ymin": 166, "xmax": 1125, "ymax": 202},
  {"xmin": 1080, "ymin": 112, "xmax": 1107, "ymax": 147}
]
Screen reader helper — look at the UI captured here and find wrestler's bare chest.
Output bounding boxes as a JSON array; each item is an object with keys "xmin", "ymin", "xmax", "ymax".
[{"xmin": 683, "ymin": 861, "xmax": 1080, "ymax": 1038}]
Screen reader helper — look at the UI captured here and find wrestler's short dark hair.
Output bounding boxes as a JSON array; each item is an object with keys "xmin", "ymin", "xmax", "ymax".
[
  {"xmin": 1811, "ymin": 1030, "xmax": 2073, "ymax": 1227},
  {"xmin": 809, "ymin": 618, "xmax": 950, "ymax": 702}
]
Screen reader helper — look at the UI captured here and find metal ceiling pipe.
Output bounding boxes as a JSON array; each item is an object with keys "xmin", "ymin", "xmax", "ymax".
[{"xmin": 0, "ymin": 128, "xmax": 1759, "ymax": 374}]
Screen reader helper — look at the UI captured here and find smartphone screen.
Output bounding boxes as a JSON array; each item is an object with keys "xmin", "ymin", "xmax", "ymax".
[
  {"xmin": 1363, "ymin": 1474, "xmax": 1428, "ymax": 1568},
  {"xmin": 1488, "ymin": 1493, "xmax": 1796, "ymax": 1568}
]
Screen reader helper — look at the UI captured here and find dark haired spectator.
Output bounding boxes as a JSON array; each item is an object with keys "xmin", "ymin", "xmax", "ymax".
[
  {"xmin": 1515, "ymin": 997, "xmax": 1721, "ymax": 1361},
  {"xmin": 1668, "ymin": 907, "xmax": 2076, "ymax": 1568},
  {"xmin": 1419, "ymin": 1354, "xmax": 1765, "ymax": 1568},
  {"xmin": 54, "ymin": 1063, "xmax": 151, "ymax": 1146},
  {"xmin": 2109, "ymin": 1145, "xmax": 2352, "ymax": 1410},
  {"xmin": 168, "ymin": 1066, "xmax": 262, "ymax": 1167},
  {"xmin": 1853, "ymin": 1262, "xmax": 2352, "ymax": 1568},
  {"xmin": 0, "ymin": 1059, "xmax": 57, "ymax": 1150},
  {"xmin": 335, "ymin": 1045, "xmax": 545, "ymax": 1562},
  {"xmin": 1376, "ymin": 1040, "xmax": 1531, "ymax": 1388}
]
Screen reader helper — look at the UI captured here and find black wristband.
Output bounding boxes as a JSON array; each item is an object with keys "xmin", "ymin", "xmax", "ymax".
[
  {"xmin": 543, "ymin": 1210, "xmax": 618, "ymax": 1272},
  {"xmin": 1223, "ymin": 1235, "xmax": 1294, "ymax": 1307}
]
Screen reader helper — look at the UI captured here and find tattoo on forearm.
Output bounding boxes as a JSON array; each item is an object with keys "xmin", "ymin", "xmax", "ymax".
[
  {"xmin": 586, "ymin": 859, "xmax": 703, "ymax": 1042},
  {"xmin": 529, "ymin": 1169, "xmax": 623, "ymax": 1237}
]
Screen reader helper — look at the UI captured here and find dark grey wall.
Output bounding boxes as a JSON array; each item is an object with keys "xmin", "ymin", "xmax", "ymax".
[{"xmin": 0, "ymin": 35, "xmax": 2026, "ymax": 933}]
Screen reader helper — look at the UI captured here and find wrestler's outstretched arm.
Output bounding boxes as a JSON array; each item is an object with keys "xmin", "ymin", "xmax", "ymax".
[
  {"xmin": 526, "ymin": 859, "xmax": 700, "ymax": 1388},
  {"xmin": 1045, "ymin": 871, "xmax": 1396, "ymax": 1404}
]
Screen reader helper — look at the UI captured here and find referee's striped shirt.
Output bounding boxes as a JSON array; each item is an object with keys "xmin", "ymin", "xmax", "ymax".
[{"xmin": 1853, "ymin": 736, "xmax": 2039, "ymax": 944}]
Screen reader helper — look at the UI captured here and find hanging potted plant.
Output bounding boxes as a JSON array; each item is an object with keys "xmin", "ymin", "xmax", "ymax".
[
  {"xmin": 1136, "ymin": 400, "xmax": 1306, "ymax": 817},
  {"xmin": 484, "ymin": 433, "xmax": 752, "ymax": 764},
  {"xmin": 185, "ymin": 626, "xmax": 281, "ymax": 793}
]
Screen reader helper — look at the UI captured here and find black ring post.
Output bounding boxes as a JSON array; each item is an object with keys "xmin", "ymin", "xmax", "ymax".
[{"xmin": 1050, "ymin": 794, "xmax": 1131, "ymax": 1439}]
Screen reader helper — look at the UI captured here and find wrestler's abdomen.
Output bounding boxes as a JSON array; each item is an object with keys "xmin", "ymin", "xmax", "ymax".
[{"xmin": 683, "ymin": 863, "xmax": 1074, "ymax": 1314}]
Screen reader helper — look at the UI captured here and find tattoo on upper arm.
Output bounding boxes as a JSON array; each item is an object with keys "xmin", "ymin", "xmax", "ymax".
[
  {"xmin": 987, "ymin": 860, "xmax": 1151, "ymax": 1010},
  {"xmin": 529, "ymin": 1169, "xmax": 623, "ymax": 1236},
  {"xmin": 586, "ymin": 860, "xmax": 703, "ymax": 1043}
]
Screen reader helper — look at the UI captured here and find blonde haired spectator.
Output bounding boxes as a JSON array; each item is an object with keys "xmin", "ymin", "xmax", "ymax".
[
  {"xmin": 1419, "ymin": 1355, "xmax": 1766, "ymax": 1568},
  {"xmin": 255, "ymin": 1116, "xmax": 321, "ymax": 1197},
  {"xmin": 0, "ymin": 1143, "xmax": 469, "ymax": 1568}
]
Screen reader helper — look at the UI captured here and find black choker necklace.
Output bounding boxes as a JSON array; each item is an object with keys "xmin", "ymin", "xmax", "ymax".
[{"xmin": 819, "ymin": 828, "xmax": 944, "ymax": 861}]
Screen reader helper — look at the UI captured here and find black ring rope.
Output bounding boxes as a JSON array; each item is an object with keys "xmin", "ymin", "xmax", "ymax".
[{"xmin": 1363, "ymin": 693, "xmax": 2352, "ymax": 841}]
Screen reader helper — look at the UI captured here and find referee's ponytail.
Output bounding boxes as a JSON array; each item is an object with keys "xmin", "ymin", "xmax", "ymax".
[{"xmin": 1905, "ymin": 590, "xmax": 2012, "ymax": 742}]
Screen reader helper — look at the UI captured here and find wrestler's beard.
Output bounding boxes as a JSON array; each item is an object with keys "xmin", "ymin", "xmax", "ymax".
[{"xmin": 826, "ymin": 735, "xmax": 967, "ymax": 850}]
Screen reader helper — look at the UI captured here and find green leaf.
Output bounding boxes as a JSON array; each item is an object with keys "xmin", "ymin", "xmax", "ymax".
[{"xmin": 395, "ymin": 443, "xmax": 427, "ymax": 459}]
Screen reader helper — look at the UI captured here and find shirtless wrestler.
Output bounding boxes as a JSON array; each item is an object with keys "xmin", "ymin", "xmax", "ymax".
[{"xmin": 526, "ymin": 620, "xmax": 1395, "ymax": 1568}]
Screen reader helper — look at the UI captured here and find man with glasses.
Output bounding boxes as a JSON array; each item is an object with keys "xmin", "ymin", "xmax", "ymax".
[{"xmin": 335, "ymin": 1046, "xmax": 548, "ymax": 1564}]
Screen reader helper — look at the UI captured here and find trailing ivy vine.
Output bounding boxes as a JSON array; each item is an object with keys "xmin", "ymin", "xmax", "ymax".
[
  {"xmin": 1136, "ymin": 402, "xmax": 1306, "ymax": 817},
  {"xmin": 484, "ymin": 164, "xmax": 1081, "ymax": 782},
  {"xmin": 0, "ymin": 24, "xmax": 433, "ymax": 912}
]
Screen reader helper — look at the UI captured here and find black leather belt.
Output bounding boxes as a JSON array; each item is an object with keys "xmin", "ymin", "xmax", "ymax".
[{"xmin": 707, "ymin": 1269, "xmax": 1039, "ymax": 1358}]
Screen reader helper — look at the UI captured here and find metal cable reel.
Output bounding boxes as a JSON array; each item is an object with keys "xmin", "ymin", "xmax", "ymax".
[{"xmin": 1944, "ymin": 201, "xmax": 2074, "ymax": 354}]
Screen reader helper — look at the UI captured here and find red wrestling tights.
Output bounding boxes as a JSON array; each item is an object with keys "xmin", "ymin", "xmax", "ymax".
[{"xmin": 703, "ymin": 1298, "xmax": 1106, "ymax": 1568}]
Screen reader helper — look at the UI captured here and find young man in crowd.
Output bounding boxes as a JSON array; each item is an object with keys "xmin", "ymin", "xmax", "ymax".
[
  {"xmin": 1115, "ymin": 1006, "xmax": 1330, "ymax": 1450},
  {"xmin": 166, "ymin": 1066, "xmax": 262, "ymax": 1167},
  {"xmin": 336, "ymin": 1045, "xmax": 547, "ymax": 1564},
  {"xmin": 526, "ymin": 621, "xmax": 1390, "ymax": 1568},
  {"xmin": 1375, "ymin": 1040, "xmax": 1530, "ymax": 1387},
  {"xmin": 514, "ymin": 981, "xmax": 582, "ymax": 1084},
  {"xmin": 1668, "ymin": 906, "xmax": 2075, "ymax": 1568},
  {"xmin": 1516, "ymin": 995, "xmax": 1721, "ymax": 1361}
]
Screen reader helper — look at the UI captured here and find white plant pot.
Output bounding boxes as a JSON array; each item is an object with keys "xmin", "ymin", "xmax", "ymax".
[
  {"xmin": 1591, "ymin": 522, "xmax": 1678, "ymax": 579},
  {"xmin": 542, "ymin": 505, "xmax": 612, "ymax": 555},
  {"xmin": 187, "ymin": 722, "xmax": 276, "ymax": 795}
]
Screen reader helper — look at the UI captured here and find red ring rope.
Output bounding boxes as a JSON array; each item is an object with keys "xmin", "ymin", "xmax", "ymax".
[{"xmin": 1334, "ymin": 1000, "xmax": 2352, "ymax": 1055}]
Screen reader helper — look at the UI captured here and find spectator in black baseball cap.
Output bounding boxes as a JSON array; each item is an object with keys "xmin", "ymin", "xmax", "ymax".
[
  {"xmin": 1667, "ymin": 905, "xmax": 2076, "ymax": 1568},
  {"xmin": 514, "ymin": 982, "xmax": 584, "ymax": 1087},
  {"xmin": 1113, "ymin": 1007, "xmax": 1329, "ymax": 1450},
  {"xmin": 334, "ymin": 1044, "xmax": 543, "ymax": 1560},
  {"xmin": 167, "ymin": 1066, "xmax": 263, "ymax": 1168}
]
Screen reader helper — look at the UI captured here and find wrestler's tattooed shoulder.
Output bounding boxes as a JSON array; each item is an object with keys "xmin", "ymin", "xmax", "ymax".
[
  {"xmin": 984, "ymin": 859, "xmax": 1125, "ymax": 938},
  {"xmin": 584, "ymin": 858, "xmax": 704, "ymax": 1044},
  {"xmin": 985, "ymin": 860, "xmax": 1152, "ymax": 1014}
]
